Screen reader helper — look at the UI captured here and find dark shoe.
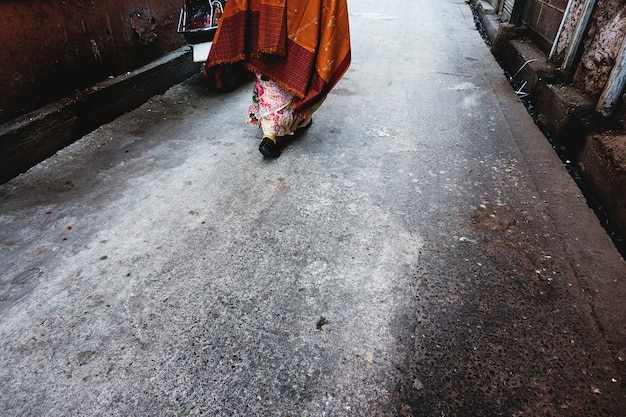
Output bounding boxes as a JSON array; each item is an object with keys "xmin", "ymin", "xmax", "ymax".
[{"xmin": 259, "ymin": 137, "xmax": 281, "ymax": 158}]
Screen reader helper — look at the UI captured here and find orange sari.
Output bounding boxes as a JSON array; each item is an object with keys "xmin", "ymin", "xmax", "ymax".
[{"xmin": 206, "ymin": 0, "xmax": 351, "ymax": 112}]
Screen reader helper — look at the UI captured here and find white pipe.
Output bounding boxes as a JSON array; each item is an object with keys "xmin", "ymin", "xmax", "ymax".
[
  {"xmin": 561, "ymin": 0, "xmax": 598, "ymax": 74},
  {"xmin": 596, "ymin": 34, "xmax": 626, "ymax": 116},
  {"xmin": 510, "ymin": 59, "xmax": 538, "ymax": 80},
  {"xmin": 549, "ymin": 0, "xmax": 575, "ymax": 60}
]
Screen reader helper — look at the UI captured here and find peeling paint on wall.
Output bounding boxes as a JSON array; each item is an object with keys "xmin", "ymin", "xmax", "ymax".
[
  {"xmin": 91, "ymin": 40, "xmax": 102, "ymax": 63},
  {"xmin": 129, "ymin": 8, "xmax": 158, "ymax": 45}
]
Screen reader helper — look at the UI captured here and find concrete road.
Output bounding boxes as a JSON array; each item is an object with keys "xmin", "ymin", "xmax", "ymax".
[{"xmin": 1, "ymin": 0, "xmax": 625, "ymax": 415}]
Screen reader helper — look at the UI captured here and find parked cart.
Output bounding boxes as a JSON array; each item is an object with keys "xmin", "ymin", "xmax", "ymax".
[{"xmin": 177, "ymin": 0, "xmax": 245, "ymax": 91}]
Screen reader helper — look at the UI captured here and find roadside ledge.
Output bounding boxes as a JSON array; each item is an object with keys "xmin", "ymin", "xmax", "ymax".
[
  {"xmin": 0, "ymin": 46, "xmax": 201, "ymax": 185},
  {"xmin": 471, "ymin": 0, "xmax": 626, "ymax": 250}
]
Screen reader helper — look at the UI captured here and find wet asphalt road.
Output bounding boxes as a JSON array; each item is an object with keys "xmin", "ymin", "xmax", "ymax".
[{"xmin": 2, "ymin": 0, "xmax": 626, "ymax": 415}]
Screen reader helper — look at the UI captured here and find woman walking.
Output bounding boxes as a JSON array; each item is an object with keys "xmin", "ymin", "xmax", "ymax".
[{"xmin": 205, "ymin": 0, "xmax": 351, "ymax": 158}]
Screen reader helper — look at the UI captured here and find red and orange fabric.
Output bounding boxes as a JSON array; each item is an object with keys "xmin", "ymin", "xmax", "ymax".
[{"xmin": 206, "ymin": 0, "xmax": 351, "ymax": 112}]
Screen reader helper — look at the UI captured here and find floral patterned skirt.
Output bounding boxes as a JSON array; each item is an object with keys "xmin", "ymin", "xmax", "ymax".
[{"xmin": 247, "ymin": 73, "xmax": 313, "ymax": 139}]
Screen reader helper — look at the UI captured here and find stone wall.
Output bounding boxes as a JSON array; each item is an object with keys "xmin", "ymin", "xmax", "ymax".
[
  {"xmin": 549, "ymin": 0, "xmax": 626, "ymax": 101},
  {"xmin": 0, "ymin": 0, "xmax": 186, "ymax": 124}
]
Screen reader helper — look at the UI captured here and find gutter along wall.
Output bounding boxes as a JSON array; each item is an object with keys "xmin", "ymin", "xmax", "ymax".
[{"xmin": 479, "ymin": 0, "xmax": 626, "ymax": 249}]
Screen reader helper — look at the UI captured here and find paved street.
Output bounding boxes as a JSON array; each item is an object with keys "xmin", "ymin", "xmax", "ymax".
[{"xmin": 1, "ymin": 0, "xmax": 626, "ymax": 415}]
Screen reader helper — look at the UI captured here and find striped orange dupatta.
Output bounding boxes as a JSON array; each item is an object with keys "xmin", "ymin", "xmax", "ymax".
[{"xmin": 206, "ymin": 0, "xmax": 351, "ymax": 112}]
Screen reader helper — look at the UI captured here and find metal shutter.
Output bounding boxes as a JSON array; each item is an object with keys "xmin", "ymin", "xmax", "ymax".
[{"xmin": 500, "ymin": 0, "xmax": 515, "ymax": 21}]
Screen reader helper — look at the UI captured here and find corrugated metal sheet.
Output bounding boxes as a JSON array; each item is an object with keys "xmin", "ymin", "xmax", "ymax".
[{"xmin": 500, "ymin": 0, "xmax": 515, "ymax": 21}]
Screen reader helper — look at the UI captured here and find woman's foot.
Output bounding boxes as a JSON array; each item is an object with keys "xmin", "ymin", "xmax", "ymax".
[{"xmin": 259, "ymin": 137, "xmax": 281, "ymax": 158}]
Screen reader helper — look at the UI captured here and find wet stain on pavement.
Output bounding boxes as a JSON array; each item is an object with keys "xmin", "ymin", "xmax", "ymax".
[{"xmin": 396, "ymin": 197, "xmax": 623, "ymax": 416}]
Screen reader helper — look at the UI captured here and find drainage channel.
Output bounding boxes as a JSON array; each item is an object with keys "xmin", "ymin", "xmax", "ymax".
[{"xmin": 469, "ymin": 3, "xmax": 626, "ymax": 260}]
